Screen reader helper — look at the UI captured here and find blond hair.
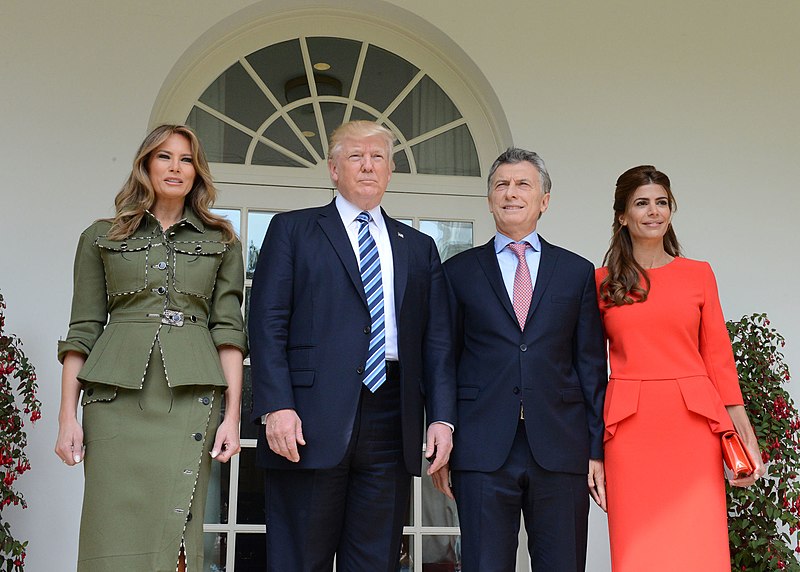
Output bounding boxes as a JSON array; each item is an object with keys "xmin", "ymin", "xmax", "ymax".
[
  {"xmin": 328, "ymin": 120, "xmax": 396, "ymax": 165},
  {"xmin": 107, "ymin": 124, "xmax": 235, "ymax": 242}
]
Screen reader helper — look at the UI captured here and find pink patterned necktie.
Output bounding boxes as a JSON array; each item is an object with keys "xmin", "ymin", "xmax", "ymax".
[{"xmin": 507, "ymin": 242, "xmax": 532, "ymax": 330}]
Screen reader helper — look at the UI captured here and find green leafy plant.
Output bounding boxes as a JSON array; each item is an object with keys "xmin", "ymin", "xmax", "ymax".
[
  {"xmin": 0, "ymin": 292, "xmax": 41, "ymax": 571},
  {"xmin": 727, "ymin": 313, "xmax": 799, "ymax": 571}
]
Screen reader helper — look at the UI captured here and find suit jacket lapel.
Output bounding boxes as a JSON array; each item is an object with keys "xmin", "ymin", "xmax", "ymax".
[
  {"xmin": 384, "ymin": 211, "xmax": 408, "ymax": 313},
  {"xmin": 528, "ymin": 236, "xmax": 558, "ymax": 318},
  {"xmin": 475, "ymin": 238, "xmax": 517, "ymax": 324},
  {"xmin": 317, "ymin": 201, "xmax": 367, "ymax": 305}
]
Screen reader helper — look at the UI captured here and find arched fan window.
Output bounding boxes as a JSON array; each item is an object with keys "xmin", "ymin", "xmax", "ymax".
[{"xmin": 186, "ymin": 36, "xmax": 481, "ymax": 177}]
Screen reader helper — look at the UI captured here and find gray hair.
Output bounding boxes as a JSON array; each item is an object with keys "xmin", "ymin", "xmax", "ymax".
[
  {"xmin": 328, "ymin": 120, "xmax": 396, "ymax": 163},
  {"xmin": 487, "ymin": 147, "xmax": 552, "ymax": 196}
]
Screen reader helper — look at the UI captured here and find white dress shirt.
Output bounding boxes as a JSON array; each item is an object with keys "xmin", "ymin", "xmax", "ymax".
[{"xmin": 335, "ymin": 194, "xmax": 398, "ymax": 360}]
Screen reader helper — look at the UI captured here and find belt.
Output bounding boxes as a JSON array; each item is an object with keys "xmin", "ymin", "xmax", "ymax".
[
  {"xmin": 385, "ymin": 360, "xmax": 401, "ymax": 380},
  {"xmin": 108, "ymin": 309, "xmax": 208, "ymax": 327}
]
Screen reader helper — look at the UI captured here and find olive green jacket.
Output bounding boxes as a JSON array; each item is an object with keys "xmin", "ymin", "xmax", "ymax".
[{"xmin": 58, "ymin": 209, "xmax": 247, "ymax": 389}]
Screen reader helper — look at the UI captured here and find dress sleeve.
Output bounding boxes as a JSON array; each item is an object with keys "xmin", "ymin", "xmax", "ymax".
[
  {"xmin": 208, "ymin": 237, "xmax": 248, "ymax": 355},
  {"xmin": 698, "ymin": 262, "xmax": 744, "ymax": 405},
  {"xmin": 57, "ymin": 227, "xmax": 109, "ymax": 363}
]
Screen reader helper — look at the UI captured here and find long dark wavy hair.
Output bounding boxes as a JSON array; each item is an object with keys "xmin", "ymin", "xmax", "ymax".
[
  {"xmin": 106, "ymin": 124, "xmax": 235, "ymax": 242},
  {"xmin": 599, "ymin": 165, "xmax": 682, "ymax": 306}
]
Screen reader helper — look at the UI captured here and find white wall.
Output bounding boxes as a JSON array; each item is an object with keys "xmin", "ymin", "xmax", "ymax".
[{"xmin": 2, "ymin": 1, "xmax": 797, "ymax": 570}]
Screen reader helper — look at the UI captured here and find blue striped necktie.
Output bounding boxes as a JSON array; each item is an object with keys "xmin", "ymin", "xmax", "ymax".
[{"xmin": 356, "ymin": 211, "xmax": 386, "ymax": 392}]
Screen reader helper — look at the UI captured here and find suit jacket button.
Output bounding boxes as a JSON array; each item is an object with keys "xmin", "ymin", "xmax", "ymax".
[
  {"xmin": 363, "ymin": 326, "xmax": 371, "ymax": 334},
  {"xmin": 513, "ymin": 386, "xmax": 520, "ymax": 395},
  {"xmin": 201, "ymin": 397, "xmax": 210, "ymax": 405},
  {"xmin": 519, "ymin": 344, "xmax": 527, "ymax": 352},
  {"xmin": 87, "ymin": 388, "xmax": 95, "ymax": 396},
  {"xmin": 186, "ymin": 512, "xmax": 193, "ymax": 522},
  {"xmin": 356, "ymin": 367, "xmax": 364, "ymax": 375},
  {"xmin": 193, "ymin": 433, "xmax": 202, "ymax": 441}
]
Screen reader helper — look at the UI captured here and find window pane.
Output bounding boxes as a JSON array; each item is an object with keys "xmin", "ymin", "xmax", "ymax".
[
  {"xmin": 246, "ymin": 211, "xmax": 278, "ymax": 279},
  {"xmin": 236, "ymin": 448, "xmax": 265, "ymax": 524},
  {"xmin": 261, "ymin": 116, "xmax": 315, "ymax": 164},
  {"xmin": 357, "ymin": 45, "xmax": 419, "ymax": 114},
  {"xmin": 422, "ymin": 535, "xmax": 461, "ymax": 571},
  {"xmin": 233, "ymin": 533, "xmax": 267, "ymax": 570},
  {"xmin": 246, "ymin": 39, "xmax": 304, "ymax": 108},
  {"xmin": 203, "ymin": 532, "xmax": 227, "ymax": 572},
  {"xmin": 204, "ymin": 459, "xmax": 231, "ymax": 524},
  {"xmin": 188, "ymin": 107, "xmax": 251, "ymax": 164},
  {"xmin": 399, "ymin": 535, "xmax": 414, "ymax": 572},
  {"xmin": 349, "ymin": 107, "xmax": 377, "ymax": 122},
  {"xmin": 244, "ymin": 286, "xmax": 251, "ymax": 328},
  {"xmin": 393, "ymin": 149, "xmax": 411, "ymax": 174},
  {"xmin": 240, "ymin": 365, "xmax": 258, "ymax": 440},
  {"xmin": 286, "ymin": 104, "xmax": 326, "ymax": 158},
  {"xmin": 389, "ymin": 75, "xmax": 462, "ymax": 140},
  {"xmin": 251, "ymin": 140, "xmax": 306, "ymax": 168},
  {"xmin": 411, "ymin": 124, "xmax": 480, "ymax": 177},
  {"xmin": 418, "ymin": 220, "xmax": 473, "ymax": 261},
  {"xmin": 211, "ymin": 208, "xmax": 241, "ymax": 237},
  {"xmin": 199, "ymin": 62, "xmax": 277, "ymax": 132},
  {"xmin": 307, "ymin": 37, "xmax": 362, "ymax": 100},
  {"xmin": 420, "ymin": 449, "xmax": 459, "ymax": 528}
]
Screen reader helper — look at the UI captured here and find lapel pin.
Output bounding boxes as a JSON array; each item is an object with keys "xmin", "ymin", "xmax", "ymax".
[{"xmin": 398, "ymin": 232, "xmax": 404, "ymax": 238}]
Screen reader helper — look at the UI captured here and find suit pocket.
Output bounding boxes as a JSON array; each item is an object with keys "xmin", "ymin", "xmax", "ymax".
[
  {"xmin": 81, "ymin": 384, "xmax": 120, "ymax": 443},
  {"xmin": 290, "ymin": 370, "xmax": 315, "ymax": 387},
  {"xmin": 173, "ymin": 241, "xmax": 226, "ymax": 298},
  {"xmin": 457, "ymin": 386, "xmax": 480, "ymax": 400},
  {"xmin": 97, "ymin": 237, "xmax": 151, "ymax": 295},
  {"xmin": 561, "ymin": 387, "xmax": 584, "ymax": 403},
  {"xmin": 551, "ymin": 294, "xmax": 579, "ymax": 304},
  {"xmin": 287, "ymin": 346, "xmax": 314, "ymax": 370}
]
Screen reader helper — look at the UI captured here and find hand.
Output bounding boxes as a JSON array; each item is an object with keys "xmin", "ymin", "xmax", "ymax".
[
  {"xmin": 431, "ymin": 463, "xmax": 455, "ymax": 500},
  {"xmin": 265, "ymin": 409, "xmax": 305, "ymax": 462},
  {"xmin": 425, "ymin": 422, "xmax": 453, "ymax": 475},
  {"xmin": 726, "ymin": 405, "xmax": 767, "ymax": 488},
  {"xmin": 588, "ymin": 459, "xmax": 607, "ymax": 512},
  {"xmin": 210, "ymin": 416, "xmax": 241, "ymax": 463},
  {"xmin": 55, "ymin": 417, "xmax": 85, "ymax": 466},
  {"xmin": 729, "ymin": 438, "xmax": 767, "ymax": 488}
]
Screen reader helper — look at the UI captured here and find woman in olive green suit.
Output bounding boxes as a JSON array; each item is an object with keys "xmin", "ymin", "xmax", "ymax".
[{"xmin": 55, "ymin": 124, "xmax": 247, "ymax": 572}]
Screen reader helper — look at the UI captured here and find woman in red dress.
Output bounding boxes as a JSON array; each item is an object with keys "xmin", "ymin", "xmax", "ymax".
[{"xmin": 596, "ymin": 165, "xmax": 765, "ymax": 571}]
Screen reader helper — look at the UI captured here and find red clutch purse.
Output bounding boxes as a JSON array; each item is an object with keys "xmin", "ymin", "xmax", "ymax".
[{"xmin": 721, "ymin": 431, "xmax": 756, "ymax": 479}]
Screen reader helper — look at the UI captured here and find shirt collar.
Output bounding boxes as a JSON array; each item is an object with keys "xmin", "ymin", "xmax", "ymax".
[
  {"xmin": 494, "ymin": 230, "xmax": 541, "ymax": 254},
  {"xmin": 181, "ymin": 207, "xmax": 205, "ymax": 232},
  {"xmin": 335, "ymin": 194, "xmax": 386, "ymax": 234},
  {"xmin": 143, "ymin": 206, "xmax": 205, "ymax": 233}
]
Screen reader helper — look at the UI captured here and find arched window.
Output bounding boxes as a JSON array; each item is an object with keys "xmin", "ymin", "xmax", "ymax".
[{"xmin": 187, "ymin": 36, "xmax": 480, "ymax": 176}]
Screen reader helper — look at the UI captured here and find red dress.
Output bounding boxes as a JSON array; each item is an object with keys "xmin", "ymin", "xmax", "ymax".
[{"xmin": 596, "ymin": 257, "xmax": 744, "ymax": 572}]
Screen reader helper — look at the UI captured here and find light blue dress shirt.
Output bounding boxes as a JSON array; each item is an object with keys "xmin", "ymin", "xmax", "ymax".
[{"xmin": 494, "ymin": 230, "xmax": 542, "ymax": 302}]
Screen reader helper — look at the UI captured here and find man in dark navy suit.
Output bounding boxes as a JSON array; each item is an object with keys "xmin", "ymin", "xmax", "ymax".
[
  {"xmin": 249, "ymin": 120, "xmax": 456, "ymax": 571},
  {"xmin": 432, "ymin": 148, "xmax": 607, "ymax": 571}
]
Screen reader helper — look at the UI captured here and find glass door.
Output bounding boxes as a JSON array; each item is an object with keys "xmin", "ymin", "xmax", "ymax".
[{"xmin": 205, "ymin": 183, "xmax": 501, "ymax": 572}]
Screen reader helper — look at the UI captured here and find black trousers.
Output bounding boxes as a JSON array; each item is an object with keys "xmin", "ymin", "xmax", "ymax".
[
  {"xmin": 452, "ymin": 420, "xmax": 589, "ymax": 572},
  {"xmin": 264, "ymin": 363, "xmax": 410, "ymax": 572}
]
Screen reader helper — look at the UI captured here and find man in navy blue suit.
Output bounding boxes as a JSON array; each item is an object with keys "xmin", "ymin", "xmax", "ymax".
[
  {"xmin": 432, "ymin": 148, "xmax": 607, "ymax": 571},
  {"xmin": 249, "ymin": 120, "xmax": 456, "ymax": 571}
]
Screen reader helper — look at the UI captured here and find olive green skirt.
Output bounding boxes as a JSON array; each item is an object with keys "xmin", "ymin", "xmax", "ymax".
[{"xmin": 78, "ymin": 351, "xmax": 221, "ymax": 572}]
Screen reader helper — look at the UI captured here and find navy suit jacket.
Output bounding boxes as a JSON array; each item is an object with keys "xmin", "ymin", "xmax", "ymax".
[
  {"xmin": 249, "ymin": 200, "xmax": 456, "ymax": 476},
  {"xmin": 444, "ymin": 236, "xmax": 605, "ymax": 474}
]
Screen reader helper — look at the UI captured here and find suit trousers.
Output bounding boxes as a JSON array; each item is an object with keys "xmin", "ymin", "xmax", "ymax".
[
  {"xmin": 452, "ymin": 420, "xmax": 589, "ymax": 572},
  {"xmin": 264, "ymin": 363, "xmax": 411, "ymax": 572}
]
